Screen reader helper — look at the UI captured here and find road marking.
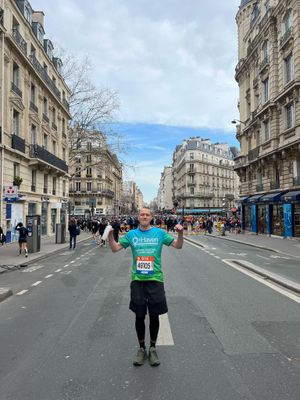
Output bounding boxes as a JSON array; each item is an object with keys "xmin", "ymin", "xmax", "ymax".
[
  {"xmin": 70, "ymin": 261, "xmax": 75, "ymax": 264},
  {"xmin": 64, "ymin": 264, "xmax": 69, "ymax": 268},
  {"xmin": 222, "ymin": 260, "xmax": 300, "ymax": 304},
  {"xmin": 257, "ymin": 254, "xmax": 270, "ymax": 260},
  {"xmin": 157, "ymin": 313, "xmax": 174, "ymax": 346},
  {"xmin": 55, "ymin": 269, "xmax": 62, "ymax": 272},
  {"xmin": 22, "ymin": 265, "xmax": 44, "ymax": 272},
  {"xmin": 16, "ymin": 290, "xmax": 28, "ymax": 296},
  {"xmin": 31, "ymin": 281, "xmax": 42, "ymax": 287},
  {"xmin": 214, "ymin": 256, "xmax": 220, "ymax": 259},
  {"xmin": 45, "ymin": 274, "xmax": 53, "ymax": 279},
  {"xmin": 61, "ymin": 271, "xmax": 72, "ymax": 275}
]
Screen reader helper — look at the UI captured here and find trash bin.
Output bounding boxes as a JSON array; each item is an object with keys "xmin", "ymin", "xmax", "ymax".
[{"xmin": 56, "ymin": 223, "xmax": 66, "ymax": 244}]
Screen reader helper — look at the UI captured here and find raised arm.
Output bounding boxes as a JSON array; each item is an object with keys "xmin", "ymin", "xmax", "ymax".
[
  {"xmin": 172, "ymin": 224, "xmax": 184, "ymax": 249},
  {"xmin": 108, "ymin": 228, "xmax": 124, "ymax": 252}
]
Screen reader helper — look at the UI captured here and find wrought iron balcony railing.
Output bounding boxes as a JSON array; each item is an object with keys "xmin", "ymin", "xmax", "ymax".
[
  {"xmin": 11, "ymin": 134, "xmax": 25, "ymax": 153},
  {"xmin": 12, "ymin": 28, "xmax": 27, "ymax": 55},
  {"xmin": 29, "ymin": 144, "xmax": 68, "ymax": 173},
  {"xmin": 0, "ymin": 8, "xmax": 4, "ymax": 26},
  {"xmin": 42, "ymin": 113, "xmax": 49, "ymax": 123},
  {"xmin": 11, "ymin": 82, "xmax": 22, "ymax": 97},
  {"xmin": 63, "ymin": 99, "xmax": 69, "ymax": 110},
  {"xmin": 259, "ymin": 56, "xmax": 269, "ymax": 71},
  {"xmin": 248, "ymin": 147, "xmax": 260, "ymax": 161},
  {"xmin": 30, "ymin": 101, "xmax": 38, "ymax": 113},
  {"xmin": 31, "ymin": 185, "xmax": 36, "ymax": 192},
  {"xmin": 270, "ymin": 181, "xmax": 280, "ymax": 190},
  {"xmin": 280, "ymin": 26, "xmax": 293, "ymax": 47},
  {"xmin": 43, "ymin": 187, "xmax": 48, "ymax": 194},
  {"xmin": 52, "ymin": 122, "xmax": 57, "ymax": 130},
  {"xmin": 29, "ymin": 55, "xmax": 61, "ymax": 100},
  {"xmin": 293, "ymin": 176, "xmax": 300, "ymax": 186}
]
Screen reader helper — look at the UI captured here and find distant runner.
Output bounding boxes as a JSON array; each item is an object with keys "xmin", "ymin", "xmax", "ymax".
[{"xmin": 108, "ymin": 207, "xmax": 183, "ymax": 366}]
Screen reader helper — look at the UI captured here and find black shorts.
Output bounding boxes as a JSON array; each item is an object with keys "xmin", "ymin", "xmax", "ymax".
[
  {"xmin": 18, "ymin": 239, "xmax": 27, "ymax": 243},
  {"xmin": 129, "ymin": 281, "xmax": 168, "ymax": 317}
]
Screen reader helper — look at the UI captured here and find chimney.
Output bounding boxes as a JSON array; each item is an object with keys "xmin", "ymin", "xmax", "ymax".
[{"xmin": 32, "ymin": 11, "xmax": 45, "ymax": 28}]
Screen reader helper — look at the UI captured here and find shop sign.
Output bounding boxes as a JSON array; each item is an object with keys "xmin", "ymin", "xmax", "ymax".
[{"xmin": 4, "ymin": 186, "xmax": 18, "ymax": 199}]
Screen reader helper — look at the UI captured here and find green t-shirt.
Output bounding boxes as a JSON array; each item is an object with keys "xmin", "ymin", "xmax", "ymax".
[{"xmin": 119, "ymin": 227, "xmax": 174, "ymax": 282}]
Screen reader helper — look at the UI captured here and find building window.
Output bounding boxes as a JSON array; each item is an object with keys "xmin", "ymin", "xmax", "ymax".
[
  {"xmin": 285, "ymin": 103, "xmax": 294, "ymax": 129},
  {"xmin": 13, "ymin": 109, "xmax": 20, "ymax": 136},
  {"xmin": 283, "ymin": 9, "xmax": 293, "ymax": 34},
  {"xmin": 43, "ymin": 97, "xmax": 48, "ymax": 117},
  {"xmin": 75, "ymin": 167, "xmax": 81, "ymax": 177},
  {"xmin": 189, "ymin": 164, "xmax": 194, "ymax": 172},
  {"xmin": 87, "ymin": 142, "xmax": 92, "ymax": 150},
  {"xmin": 62, "ymin": 118, "xmax": 66, "ymax": 135},
  {"xmin": 262, "ymin": 40, "xmax": 268, "ymax": 60},
  {"xmin": 284, "ymin": 53, "xmax": 293, "ymax": 84},
  {"xmin": 30, "ymin": 44, "xmax": 36, "ymax": 57},
  {"xmin": 43, "ymin": 133, "xmax": 48, "ymax": 149},
  {"xmin": 75, "ymin": 181, "xmax": 81, "ymax": 191},
  {"xmin": 37, "ymin": 26, "xmax": 44, "ymax": 43},
  {"xmin": 52, "ymin": 140, "xmax": 56, "ymax": 155},
  {"xmin": 31, "ymin": 124, "xmax": 37, "ymax": 144},
  {"xmin": 263, "ymin": 119, "xmax": 270, "ymax": 141},
  {"xmin": 190, "ymin": 187, "xmax": 194, "ymax": 194},
  {"xmin": 86, "ymin": 167, "xmax": 92, "ymax": 176},
  {"xmin": 51, "ymin": 107, "xmax": 56, "ymax": 124},
  {"xmin": 52, "ymin": 177, "xmax": 56, "ymax": 195},
  {"xmin": 87, "ymin": 154, "xmax": 92, "ymax": 163},
  {"xmin": 87, "ymin": 182, "xmax": 92, "ymax": 192},
  {"xmin": 62, "ymin": 148, "xmax": 66, "ymax": 161},
  {"xmin": 13, "ymin": 62, "xmax": 20, "ymax": 87},
  {"xmin": 43, "ymin": 174, "xmax": 48, "ymax": 193},
  {"xmin": 13, "ymin": 162, "xmax": 20, "ymax": 179},
  {"xmin": 262, "ymin": 78, "xmax": 269, "ymax": 103},
  {"xmin": 30, "ymin": 83, "xmax": 36, "ymax": 105},
  {"xmin": 31, "ymin": 170, "xmax": 36, "ymax": 192},
  {"xmin": 63, "ymin": 180, "xmax": 66, "ymax": 196},
  {"xmin": 190, "ymin": 153, "xmax": 194, "ymax": 160}
]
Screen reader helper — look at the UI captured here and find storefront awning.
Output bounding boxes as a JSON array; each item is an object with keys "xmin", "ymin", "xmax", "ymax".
[
  {"xmin": 282, "ymin": 191, "xmax": 300, "ymax": 202},
  {"xmin": 247, "ymin": 194, "xmax": 265, "ymax": 203},
  {"xmin": 238, "ymin": 196, "xmax": 250, "ymax": 203},
  {"xmin": 259, "ymin": 192, "xmax": 283, "ymax": 202}
]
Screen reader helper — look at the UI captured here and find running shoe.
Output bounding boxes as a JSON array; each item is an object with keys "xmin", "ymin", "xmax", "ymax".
[
  {"xmin": 148, "ymin": 347, "xmax": 160, "ymax": 366},
  {"xmin": 133, "ymin": 348, "xmax": 147, "ymax": 366}
]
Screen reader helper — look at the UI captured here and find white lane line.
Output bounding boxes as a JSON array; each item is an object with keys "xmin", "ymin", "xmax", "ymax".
[
  {"xmin": 55, "ymin": 269, "xmax": 62, "ymax": 272},
  {"xmin": 157, "ymin": 313, "xmax": 174, "ymax": 346},
  {"xmin": 222, "ymin": 260, "xmax": 300, "ymax": 304},
  {"xmin": 257, "ymin": 254, "xmax": 270, "ymax": 261},
  {"xmin": 31, "ymin": 281, "xmax": 42, "ymax": 287},
  {"xmin": 70, "ymin": 261, "xmax": 75, "ymax": 264},
  {"xmin": 45, "ymin": 274, "xmax": 53, "ymax": 279},
  {"xmin": 22, "ymin": 265, "xmax": 44, "ymax": 272},
  {"xmin": 64, "ymin": 264, "xmax": 69, "ymax": 267},
  {"xmin": 16, "ymin": 289, "xmax": 28, "ymax": 296},
  {"xmin": 214, "ymin": 256, "xmax": 220, "ymax": 259},
  {"xmin": 61, "ymin": 271, "xmax": 72, "ymax": 275}
]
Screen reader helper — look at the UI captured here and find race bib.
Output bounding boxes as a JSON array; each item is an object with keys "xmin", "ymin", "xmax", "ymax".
[{"xmin": 136, "ymin": 256, "xmax": 154, "ymax": 275}]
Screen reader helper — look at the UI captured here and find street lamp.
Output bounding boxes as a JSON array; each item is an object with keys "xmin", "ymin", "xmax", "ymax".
[{"xmin": 231, "ymin": 119, "xmax": 245, "ymax": 125}]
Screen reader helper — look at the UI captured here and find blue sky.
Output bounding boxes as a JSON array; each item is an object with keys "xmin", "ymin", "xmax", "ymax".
[
  {"xmin": 111, "ymin": 122, "xmax": 239, "ymax": 203},
  {"xmin": 30, "ymin": 0, "xmax": 242, "ymax": 202}
]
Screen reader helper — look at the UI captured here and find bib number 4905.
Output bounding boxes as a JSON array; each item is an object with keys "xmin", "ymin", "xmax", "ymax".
[{"xmin": 136, "ymin": 256, "xmax": 154, "ymax": 275}]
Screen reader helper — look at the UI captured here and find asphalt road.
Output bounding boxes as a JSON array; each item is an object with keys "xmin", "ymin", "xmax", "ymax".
[{"xmin": 0, "ymin": 238, "xmax": 299, "ymax": 400}]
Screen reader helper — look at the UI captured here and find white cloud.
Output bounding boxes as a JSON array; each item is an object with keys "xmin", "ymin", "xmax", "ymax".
[{"xmin": 30, "ymin": 0, "xmax": 241, "ymax": 130}]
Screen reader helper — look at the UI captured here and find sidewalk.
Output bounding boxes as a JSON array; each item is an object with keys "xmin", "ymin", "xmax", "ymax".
[
  {"xmin": 187, "ymin": 230, "xmax": 300, "ymax": 259},
  {"xmin": 0, "ymin": 231, "xmax": 91, "ymax": 273}
]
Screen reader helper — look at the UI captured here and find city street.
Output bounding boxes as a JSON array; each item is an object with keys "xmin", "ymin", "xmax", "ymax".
[{"xmin": 0, "ymin": 237, "xmax": 299, "ymax": 400}]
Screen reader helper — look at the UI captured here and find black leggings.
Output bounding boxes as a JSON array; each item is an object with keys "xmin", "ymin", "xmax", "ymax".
[{"xmin": 135, "ymin": 315, "xmax": 160, "ymax": 343}]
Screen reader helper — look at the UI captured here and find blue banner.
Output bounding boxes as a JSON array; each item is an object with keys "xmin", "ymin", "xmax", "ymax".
[{"xmin": 283, "ymin": 203, "xmax": 293, "ymax": 238}]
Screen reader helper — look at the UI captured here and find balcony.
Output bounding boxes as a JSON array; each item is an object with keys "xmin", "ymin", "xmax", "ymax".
[
  {"xmin": 29, "ymin": 144, "xmax": 68, "ymax": 173},
  {"xmin": 11, "ymin": 134, "xmax": 25, "ymax": 153},
  {"xmin": 256, "ymin": 184, "xmax": 264, "ymax": 192},
  {"xmin": 31, "ymin": 185, "xmax": 36, "ymax": 192},
  {"xmin": 43, "ymin": 113, "xmax": 49, "ymax": 123},
  {"xmin": 270, "ymin": 181, "xmax": 280, "ymax": 190},
  {"xmin": 280, "ymin": 27, "xmax": 293, "ymax": 47},
  {"xmin": 30, "ymin": 101, "xmax": 38, "ymax": 113},
  {"xmin": 259, "ymin": 56, "xmax": 269, "ymax": 72},
  {"xmin": 248, "ymin": 147, "xmax": 260, "ymax": 162},
  {"xmin": 52, "ymin": 122, "xmax": 57, "ymax": 131},
  {"xmin": 12, "ymin": 28, "xmax": 27, "ymax": 55},
  {"xmin": 187, "ymin": 182, "xmax": 196, "ymax": 186},
  {"xmin": 29, "ymin": 55, "xmax": 61, "ymax": 100},
  {"xmin": 293, "ymin": 176, "xmax": 300, "ymax": 187},
  {"xmin": 11, "ymin": 82, "xmax": 22, "ymax": 98},
  {"xmin": 187, "ymin": 170, "xmax": 196, "ymax": 175},
  {"xmin": 86, "ymin": 174, "xmax": 92, "ymax": 178}
]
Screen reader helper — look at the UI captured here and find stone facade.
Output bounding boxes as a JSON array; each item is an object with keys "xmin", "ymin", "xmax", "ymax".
[
  {"xmin": 172, "ymin": 137, "xmax": 239, "ymax": 214},
  {"xmin": 69, "ymin": 134, "xmax": 123, "ymax": 217},
  {"xmin": 0, "ymin": 0, "xmax": 71, "ymax": 241},
  {"xmin": 157, "ymin": 166, "xmax": 173, "ymax": 211},
  {"xmin": 235, "ymin": 0, "xmax": 300, "ymax": 237}
]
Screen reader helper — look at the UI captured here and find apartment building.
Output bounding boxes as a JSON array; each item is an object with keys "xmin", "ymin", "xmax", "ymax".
[
  {"xmin": 234, "ymin": 0, "xmax": 300, "ymax": 237},
  {"xmin": 157, "ymin": 166, "xmax": 173, "ymax": 211},
  {"xmin": 122, "ymin": 181, "xmax": 144, "ymax": 214},
  {"xmin": 69, "ymin": 133, "xmax": 123, "ymax": 217},
  {"xmin": 172, "ymin": 138, "xmax": 239, "ymax": 214},
  {"xmin": 0, "ymin": 0, "xmax": 71, "ymax": 241}
]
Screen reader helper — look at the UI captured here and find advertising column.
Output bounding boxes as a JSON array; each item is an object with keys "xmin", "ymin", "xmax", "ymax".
[
  {"xmin": 283, "ymin": 203, "xmax": 293, "ymax": 238},
  {"xmin": 251, "ymin": 204, "xmax": 257, "ymax": 234}
]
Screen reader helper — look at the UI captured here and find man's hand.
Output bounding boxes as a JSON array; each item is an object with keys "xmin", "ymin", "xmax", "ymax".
[{"xmin": 175, "ymin": 224, "xmax": 183, "ymax": 233}]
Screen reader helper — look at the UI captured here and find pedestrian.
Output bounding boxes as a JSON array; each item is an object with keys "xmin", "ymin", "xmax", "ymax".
[
  {"xmin": 0, "ymin": 226, "xmax": 6, "ymax": 245},
  {"xmin": 15, "ymin": 222, "xmax": 29, "ymax": 257},
  {"xmin": 108, "ymin": 207, "xmax": 184, "ymax": 367},
  {"xmin": 68, "ymin": 218, "xmax": 78, "ymax": 249},
  {"xmin": 98, "ymin": 218, "xmax": 107, "ymax": 246},
  {"xmin": 111, "ymin": 218, "xmax": 121, "ymax": 242}
]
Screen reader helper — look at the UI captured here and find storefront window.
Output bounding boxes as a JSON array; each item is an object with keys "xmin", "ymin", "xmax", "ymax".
[
  {"xmin": 244, "ymin": 205, "xmax": 252, "ymax": 231},
  {"xmin": 294, "ymin": 204, "xmax": 300, "ymax": 238},
  {"xmin": 271, "ymin": 204, "xmax": 284, "ymax": 236},
  {"xmin": 41, "ymin": 202, "xmax": 48, "ymax": 235},
  {"xmin": 258, "ymin": 205, "xmax": 266, "ymax": 234},
  {"xmin": 51, "ymin": 209, "xmax": 57, "ymax": 233},
  {"xmin": 28, "ymin": 203, "xmax": 37, "ymax": 216}
]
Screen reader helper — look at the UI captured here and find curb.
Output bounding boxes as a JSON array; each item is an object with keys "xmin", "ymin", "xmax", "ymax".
[
  {"xmin": 0, "ymin": 236, "xmax": 91, "ymax": 273},
  {"xmin": 184, "ymin": 236, "xmax": 300, "ymax": 295},
  {"xmin": 0, "ymin": 287, "xmax": 13, "ymax": 303}
]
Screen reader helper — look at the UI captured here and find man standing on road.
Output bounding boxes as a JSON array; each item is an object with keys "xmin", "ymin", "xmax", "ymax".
[{"xmin": 108, "ymin": 207, "xmax": 183, "ymax": 367}]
